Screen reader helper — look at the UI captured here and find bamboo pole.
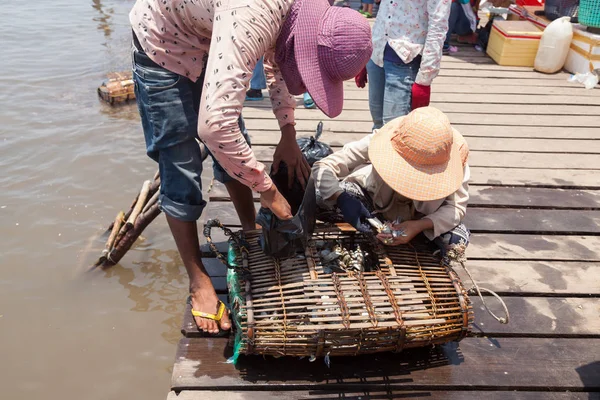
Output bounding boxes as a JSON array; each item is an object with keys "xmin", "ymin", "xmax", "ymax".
[
  {"xmin": 102, "ymin": 202, "xmax": 161, "ymax": 267},
  {"xmin": 103, "ymin": 211, "xmax": 124, "ymax": 257},
  {"xmin": 126, "ymin": 180, "xmax": 151, "ymax": 228}
]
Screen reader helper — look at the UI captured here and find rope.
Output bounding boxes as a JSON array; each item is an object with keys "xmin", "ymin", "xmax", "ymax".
[
  {"xmin": 202, "ymin": 219, "xmax": 248, "ymax": 270},
  {"xmin": 444, "ymin": 243, "xmax": 510, "ymax": 324},
  {"xmin": 458, "ymin": 260, "xmax": 510, "ymax": 325}
]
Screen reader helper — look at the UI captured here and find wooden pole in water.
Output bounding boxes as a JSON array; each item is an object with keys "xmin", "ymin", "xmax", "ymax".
[{"xmin": 102, "ymin": 202, "xmax": 162, "ymax": 267}]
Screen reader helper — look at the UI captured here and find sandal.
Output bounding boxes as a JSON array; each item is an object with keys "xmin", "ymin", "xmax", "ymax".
[{"xmin": 191, "ymin": 299, "xmax": 230, "ymax": 334}]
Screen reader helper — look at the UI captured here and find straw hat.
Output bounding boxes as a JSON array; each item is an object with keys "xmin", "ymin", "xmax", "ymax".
[
  {"xmin": 276, "ymin": 0, "xmax": 372, "ymax": 118},
  {"xmin": 368, "ymin": 107, "xmax": 468, "ymax": 202}
]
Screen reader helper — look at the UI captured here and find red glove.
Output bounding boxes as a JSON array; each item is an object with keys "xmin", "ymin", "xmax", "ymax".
[
  {"xmin": 355, "ymin": 67, "xmax": 368, "ymax": 88},
  {"xmin": 411, "ymin": 83, "xmax": 431, "ymax": 111}
]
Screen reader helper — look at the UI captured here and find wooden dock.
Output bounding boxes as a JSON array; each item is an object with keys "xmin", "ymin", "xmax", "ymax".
[{"xmin": 166, "ymin": 44, "xmax": 600, "ymax": 399}]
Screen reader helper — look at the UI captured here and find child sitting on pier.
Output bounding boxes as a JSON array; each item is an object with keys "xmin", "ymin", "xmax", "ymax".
[{"xmin": 312, "ymin": 106, "xmax": 471, "ymax": 257}]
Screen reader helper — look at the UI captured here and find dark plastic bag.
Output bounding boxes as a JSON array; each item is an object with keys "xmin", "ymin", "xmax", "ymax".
[
  {"xmin": 296, "ymin": 121, "xmax": 333, "ymax": 167},
  {"xmin": 256, "ymin": 175, "xmax": 316, "ymax": 258},
  {"xmin": 255, "ymin": 121, "xmax": 330, "ymax": 258}
]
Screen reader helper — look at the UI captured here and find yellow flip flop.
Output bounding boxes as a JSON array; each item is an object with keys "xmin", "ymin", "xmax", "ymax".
[{"xmin": 191, "ymin": 300, "xmax": 228, "ymax": 325}]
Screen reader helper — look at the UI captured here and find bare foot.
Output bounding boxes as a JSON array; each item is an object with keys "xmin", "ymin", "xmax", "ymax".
[{"xmin": 190, "ymin": 277, "xmax": 231, "ymax": 334}]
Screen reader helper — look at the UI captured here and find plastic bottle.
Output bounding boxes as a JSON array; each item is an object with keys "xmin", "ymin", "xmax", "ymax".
[{"xmin": 534, "ymin": 17, "xmax": 573, "ymax": 74}]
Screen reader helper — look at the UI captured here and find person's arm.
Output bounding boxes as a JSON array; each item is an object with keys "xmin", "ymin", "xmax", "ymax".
[
  {"xmin": 312, "ymin": 134, "xmax": 373, "ymax": 206},
  {"xmin": 377, "ymin": 164, "xmax": 470, "ymax": 246},
  {"xmin": 264, "ymin": 52, "xmax": 311, "ymax": 188},
  {"xmin": 415, "ymin": 0, "xmax": 452, "ymax": 86},
  {"xmin": 197, "ymin": 3, "xmax": 292, "ymax": 218},
  {"xmin": 422, "ymin": 164, "xmax": 470, "ymax": 239}
]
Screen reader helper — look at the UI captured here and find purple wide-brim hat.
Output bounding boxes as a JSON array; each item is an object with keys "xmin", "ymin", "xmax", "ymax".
[{"xmin": 285, "ymin": 0, "xmax": 372, "ymax": 118}]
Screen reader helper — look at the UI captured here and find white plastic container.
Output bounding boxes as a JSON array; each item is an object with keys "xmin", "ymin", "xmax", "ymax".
[{"xmin": 534, "ymin": 17, "xmax": 574, "ymax": 74}]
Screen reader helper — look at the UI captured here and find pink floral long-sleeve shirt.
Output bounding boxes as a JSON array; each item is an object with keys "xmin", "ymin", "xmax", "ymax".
[
  {"xmin": 130, "ymin": 0, "xmax": 297, "ymax": 192},
  {"xmin": 371, "ymin": 0, "xmax": 451, "ymax": 86}
]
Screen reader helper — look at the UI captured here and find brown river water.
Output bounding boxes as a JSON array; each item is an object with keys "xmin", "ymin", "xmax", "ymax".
[{"xmin": 0, "ymin": 1, "xmax": 193, "ymax": 398}]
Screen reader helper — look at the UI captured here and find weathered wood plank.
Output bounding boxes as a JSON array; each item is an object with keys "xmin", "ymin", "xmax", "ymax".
[
  {"xmin": 242, "ymin": 108, "xmax": 600, "ymax": 127},
  {"xmin": 200, "ymin": 234, "xmax": 600, "ymax": 263},
  {"xmin": 171, "ymin": 337, "xmax": 600, "ymax": 390},
  {"xmin": 238, "ymin": 130, "xmax": 600, "ymax": 154},
  {"xmin": 243, "ymin": 119, "xmax": 600, "ymax": 139},
  {"xmin": 462, "ymin": 260, "xmax": 600, "ymax": 295},
  {"xmin": 470, "ymin": 297, "xmax": 600, "ymax": 336},
  {"xmin": 208, "ymin": 181, "xmax": 600, "ymax": 209},
  {"xmin": 468, "ymin": 234, "xmax": 600, "ymax": 262},
  {"xmin": 203, "ymin": 200, "xmax": 600, "ymax": 234},
  {"xmin": 248, "ymin": 145, "xmax": 600, "ymax": 170},
  {"xmin": 463, "ymin": 187, "xmax": 600, "ymax": 208},
  {"xmin": 167, "ymin": 390, "xmax": 599, "ymax": 399},
  {"xmin": 464, "ymin": 208, "xmax": 600, "ymax": 235},
  {"xmin": 248, "ymin": 100, "xmax": 600, "ymax": 116},
  {"xmin": 468, "ymin": 167, "xmax": 600, "ymax": 189},
  {"xmin": 181, "ymin": 297, "xmax": 600, "ymax": 338}
]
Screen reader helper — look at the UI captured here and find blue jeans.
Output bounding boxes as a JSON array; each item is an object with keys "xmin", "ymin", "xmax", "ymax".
[
  {"xmin": 366, "ymin": 57, "xmax": 420, "ymax": 130},
  {"xmin": 132, "ymin": 46, "xmax": 250, "ymax": 222},
  {"xmin": 445, "ymin": 2, "xmax": 473, "ymax": 48},
  {"xmin": 249, "ymin": 57, "xmax": 266, "ymax": 90}
]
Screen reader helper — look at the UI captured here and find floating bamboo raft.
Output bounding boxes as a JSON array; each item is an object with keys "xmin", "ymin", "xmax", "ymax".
[{"xmin": 224, "ymin": 225, "xmax": 473, "ymax": 360}]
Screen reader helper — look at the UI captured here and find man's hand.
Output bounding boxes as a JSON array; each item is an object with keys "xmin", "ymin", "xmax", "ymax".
[
  {"xmin": 273, "ymin": 124, "xmax": 311, "ymax": 188},
  {"xmin": 260, "ymin": 185, "xmax": 293, "ymax": 220},
  {"xmin": 377, "ymin": 219, "xmax": 433, "ymax": 246}
]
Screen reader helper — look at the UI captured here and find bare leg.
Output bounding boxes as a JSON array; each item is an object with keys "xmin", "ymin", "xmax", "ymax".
[
  {"xmin": 166, "ymin": 214, "xmax": 231, "ymax": 333},
  {"xmin": 367, "ymin": 3, "xmax": 373, "ymax": 14},
  {"xmin": 225, "ymin": 179, "xmax": 257, "ymax": 231}
]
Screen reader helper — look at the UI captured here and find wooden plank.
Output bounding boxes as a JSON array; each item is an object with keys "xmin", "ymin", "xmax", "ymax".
[
  {"xmin": 199, "ymin": 235, "xmax": 600, "ymax": 264},
  {"xmin": 242, "ymin": 108, "xmax": 600, "ymax": 127},
  {"xmin": 181, "ymin": 296, "xmax": 600, "ymax": 338},
  {"xmin": 470, "ymin": 297, "xmax": 600, "ymax": 336},
  {"xmin": 248, "ymin": 100, "xmax": 600, "ymax": 115},
  {"xmin": 248, "ymin": 145, "xmax": 600, "ymax": 170},
  {"xmin": 430, "ymin": 93, "xmax": 600, "ymax": 106},
  {"xmin": 468, "ymin": 234, "xmax": 600, "ymax": 262},
  {"xmin": 208, "ymin": 182, "xmax": 600, "ymax": 209},
  {"xmin": 468, "ymin": 167, "xmax": 600, "ymax": 189},
  {"xmin": 203, "ymin": 199, "xmax": 600, "ymax": 234},
  {"xmin": 249, "ymin": 100, "xmax": 600, "ymax": 118},
  {"xmin": 171, "ymin": 337, "xmax": 600, "ymax": 390},
  {"xmin": 464, "ymin": 208, "xmax": 600, "ymax": 235},
  {"xmin": 465, "ymin": 187, "xmax": 600, "ymax": 208},
  {"xmin": 237, "ymin": 130, "xmax": 600, "ymax": 154},
  {"xmin": 168, "ymin": 390, "xmax": 599, "ymax": 399},
  {"xmin": 462, "ymin": 260, "xmax": 600, "ymax": 295},
  {"xmin": 437, "ymin": 69, "xmax": 570, "ymax": 80},
  {"xmin": 243, "ymin": 119, "xmax": 600, "ymax": 139}
]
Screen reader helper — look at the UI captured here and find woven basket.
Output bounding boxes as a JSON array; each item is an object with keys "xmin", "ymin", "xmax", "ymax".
[
  {"xmin": 579, "ymin": 0, "xmax": 600, "ymax": 28},
  {"xmin": 97, "ymin": 71, "xmax": 136, "ymax": 104},
  {"xmin": 216, "ymin": 224, "xmax": 472, "ymax": 361},
  {"xmin": 544, "ymin": 0, "xmax": 579, "ymax": 20}
]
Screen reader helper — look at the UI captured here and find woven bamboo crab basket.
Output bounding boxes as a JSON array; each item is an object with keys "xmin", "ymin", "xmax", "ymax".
[
  {"xmin": 204, "ymin": 220, "xmax": 473, "ymax": 362},
  {"xmin": 97, "ymin": 71, "xmax": 135, "ymax": 104}
]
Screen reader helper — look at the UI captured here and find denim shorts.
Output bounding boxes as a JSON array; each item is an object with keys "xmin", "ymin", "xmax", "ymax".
[{"xmin": 132, "ymin": 46, "xmax": 250, "ymax": 221}]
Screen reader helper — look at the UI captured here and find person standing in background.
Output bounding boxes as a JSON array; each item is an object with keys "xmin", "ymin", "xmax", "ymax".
[
  {"xmin": 246, "ymin": 57, "xmax": 317, "ymax": 109},
  {"xmin": 443, "ymin": 0, "xmax": 479, "ymax": 54},
  {"xmin": 245, "ymin": 57, "xmax": 267, "ymax": 101},
  {"xmin": 355, "ymin": 0, "xmax": 451, "ymax": 129}
]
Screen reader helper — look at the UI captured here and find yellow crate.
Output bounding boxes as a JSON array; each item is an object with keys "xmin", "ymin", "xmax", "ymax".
[{"xmin": 487, "ymin": 20, "xmax": 543, "ymax": 67}]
